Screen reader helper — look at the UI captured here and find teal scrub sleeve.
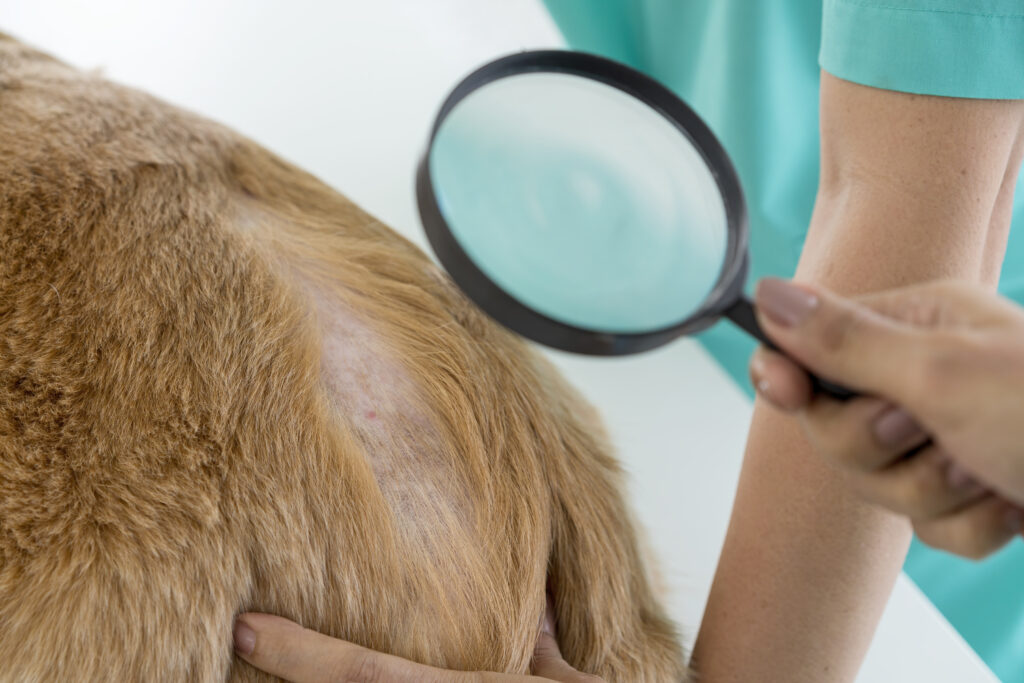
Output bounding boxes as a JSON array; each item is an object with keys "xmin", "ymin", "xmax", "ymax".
[{"xmin": 820, "ymin": 0, "xmax": 1024, "ymax": 99}]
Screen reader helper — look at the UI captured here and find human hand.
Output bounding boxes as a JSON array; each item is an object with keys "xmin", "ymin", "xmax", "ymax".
[
  {"xmin": 232, "ymin": 607, "xmax": 603, "ymax": 683},
  {"xmin": 748, "ymin": 278, "xmax": 1024, "ymax": 559}
]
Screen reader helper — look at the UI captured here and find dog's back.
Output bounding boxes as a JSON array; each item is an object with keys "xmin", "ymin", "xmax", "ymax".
[{"xmin": 0, "ymin": 34, "xmax": 687, "ymax": 681}]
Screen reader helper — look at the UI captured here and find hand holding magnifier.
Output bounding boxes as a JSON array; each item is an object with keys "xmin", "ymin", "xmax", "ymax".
[{"xmin": 416, "ymin": 50, "xmax": 854, "ymax": 400}]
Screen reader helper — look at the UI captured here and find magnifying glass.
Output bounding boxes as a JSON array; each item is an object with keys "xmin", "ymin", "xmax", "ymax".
[{"xmin": 416, "ymin": 50, "xmax": 853, "ymax": 400}]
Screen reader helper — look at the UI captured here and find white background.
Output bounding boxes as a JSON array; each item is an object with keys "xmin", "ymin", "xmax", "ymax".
[{"xmin": 2, "ymin": 2, "xmax": 996, "ymax": 680}]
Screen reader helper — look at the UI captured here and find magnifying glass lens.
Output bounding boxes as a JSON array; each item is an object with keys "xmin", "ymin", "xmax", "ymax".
[{"xmin": 429, "ymin": 73, "xmax": 728, "ymax": 333}]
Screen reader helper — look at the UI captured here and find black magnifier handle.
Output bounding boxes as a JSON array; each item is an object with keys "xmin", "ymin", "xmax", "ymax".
[{"xmin": 725, "ymin": 295, "xmax": 856, "ymax": 401}]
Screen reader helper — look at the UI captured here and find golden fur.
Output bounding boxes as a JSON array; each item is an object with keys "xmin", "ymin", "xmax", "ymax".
[{"xmin": 0, "ymin": 34, "xmax": 687, "ymax": 681}]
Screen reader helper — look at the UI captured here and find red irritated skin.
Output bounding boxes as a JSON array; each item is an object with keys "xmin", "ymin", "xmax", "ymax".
[
  {"xmin": 0, "ymin": 33, "xmax": 685, "ymax": 683},
  {"xmin": 223, "ymin": 73, "xmax": 1024, "ymax": 683}
]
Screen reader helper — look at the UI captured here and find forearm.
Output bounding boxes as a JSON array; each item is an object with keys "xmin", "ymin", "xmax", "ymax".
[
  {"xmin": 690, "ymin": 194, "xmax": 921, "ymax": 683},
  {"xmin": 692, "ymin": 73, "xmax": 1024, "ymax": 681}
]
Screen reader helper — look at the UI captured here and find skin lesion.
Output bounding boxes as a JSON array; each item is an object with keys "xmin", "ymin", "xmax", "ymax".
[
  {"xmin": 275, "ymin": 243, "xmax": 487, "ymax": 574},
  {"xmin": 0, "ymin": 33, "xmax": 688, "ymax": 681}
]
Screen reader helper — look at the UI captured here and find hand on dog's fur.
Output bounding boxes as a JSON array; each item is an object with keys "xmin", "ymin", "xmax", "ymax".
[
  {"xmin": 233, "ymin": 608, "xmax": 604, "ymax": 683},
  {"xmin": 0, "ymin": 33, "xmax": 685, "ymax": 682}
]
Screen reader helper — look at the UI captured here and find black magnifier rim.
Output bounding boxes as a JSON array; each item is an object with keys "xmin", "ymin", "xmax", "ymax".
[{"xmin": 417, "ymin": 49, "xmax": 749, "ymax": 356}]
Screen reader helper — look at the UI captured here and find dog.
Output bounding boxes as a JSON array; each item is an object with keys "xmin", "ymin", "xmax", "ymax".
[{"xmin": 0, "ymin": 33, "xmax": 687, "ymax": 681}]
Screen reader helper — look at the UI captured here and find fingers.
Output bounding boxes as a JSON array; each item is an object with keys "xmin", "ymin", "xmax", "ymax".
[
  {"xmin": 796, "ymin": 400, "xmax": 1021, "ymax": 558},
  {"xmin": 751, "ymin": 356, "xmax": 931, "ymax": 474},
  {"xmin": 234, "ymin": 613, "xmax": 464, "ymax": 683},
  {"xmin": 752, "ymin": 277, "xmax": 1024, "ymax": 414},
  {"xmin": 750, "ymin": 277, "xmax": 1024, "ymax": 559},
  {"xmin": 765, "ymin": 369, "xmax": 990, "ymax": 521},
  {"xmin": 845, "ymin": 446, "xmax": 988, "ymax": 519},
  {"xmin": 799, "ymin": 398, "xmax": 928, "ymax": 472},
  {"xmin": 530, "ymin": 633, "xmax": 603, "ymax": 683},
  {"xmin": 781, "ymin": 389, "xmax": 987, "ymax": 519},
  {"xmin": 233, "ymin": 610, "xmax": 603, "ymax": 683},
  {"xmin": 530, "ymin": 603, "xmax": 605, "ymax": 683},
  {"xmin": 754, "ymin": 278, "xmax": 932, "ymax": 406},
  {"xmin": 749, "ymin": 347, "xmax": 813, "ymax": 411},
  {"xmin": 913, "ymin": 496, "xmax": 1024, "ymax": 560}
]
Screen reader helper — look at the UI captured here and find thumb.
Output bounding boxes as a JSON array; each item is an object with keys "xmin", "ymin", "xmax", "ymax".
[
  {"xmin": 754, "ymin": 278, "xmax": 927, "ymax": 404},
  {"xmin": 233, "ymin": 613, "xmax": 471, "ymax": 683},
  {"xmin": 530, "ymin": 607, "xmax": 603, "ymax": 683}
]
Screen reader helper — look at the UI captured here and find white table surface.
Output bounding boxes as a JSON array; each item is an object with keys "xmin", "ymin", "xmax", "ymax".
[{"xmin": 3, "ymin": 1, "xmax": 997, "ymax": 680}]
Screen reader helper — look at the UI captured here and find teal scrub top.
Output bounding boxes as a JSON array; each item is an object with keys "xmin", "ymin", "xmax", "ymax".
[{"xmin": 541, "ymin": 1, "xmax": 1024, "ymax": 680}]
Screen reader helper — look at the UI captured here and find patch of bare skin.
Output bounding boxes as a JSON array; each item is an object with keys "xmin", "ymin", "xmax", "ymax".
[
  {"xmin": 295, "ymin": 266, "xmax": 491, "ymax": 636},
  {"xmin": 307, "ymin": 276, "xmax": 472, "ymax": 529},
  {"xmin": 233, "ymin": 202, "xmax": 460, "ymax": 516},
  {"xmin": 234, "ymin": 200, "xmax": 494, "ymax": 639}
]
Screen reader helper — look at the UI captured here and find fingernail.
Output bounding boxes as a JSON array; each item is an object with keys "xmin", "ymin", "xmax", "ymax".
[
  {"xmin": 756, "ymin": 278, "xmax": 819, "ymax": 327},
  {"xmin": 750, "ymin": 353, "xmax": 766, "ymax": 380},
  {"xmin": 541, "ymin": 603, "xmax": 556, "ymax": 636},
  {"xmin": 872, "ymin": 407, "xmax": 925, "ymax": 448},
  {"xmin": 752, "ymin": 375, "xmax": 781, "ymax": 407},
  {"xmin": 1005, "ymin": 508, "xmax": 1024, "ymax": 534},
  {"xmin": 233, "ymin": 619, "xmax": 256, "ymax": 656},
  {"xmin": 749, "ymin": 356, "xmax": 773, "ymax": 400},
  {"xmin": 749, "ymin": 354, "xmax": 782, "ymax": 405}
]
